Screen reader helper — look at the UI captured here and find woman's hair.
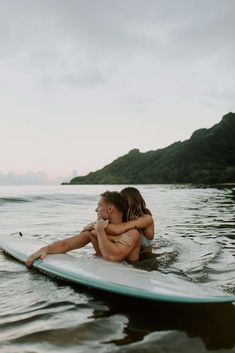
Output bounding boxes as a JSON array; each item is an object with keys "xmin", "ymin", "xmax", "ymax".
[{"xmin": 120, "ymin": 187, "xmax": 151, "ymax": 221}]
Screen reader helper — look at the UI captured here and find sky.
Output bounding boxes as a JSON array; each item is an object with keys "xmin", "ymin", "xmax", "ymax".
[{"xmin": 0, "ymin": 0, "xmax": 235, "ymax": 184}]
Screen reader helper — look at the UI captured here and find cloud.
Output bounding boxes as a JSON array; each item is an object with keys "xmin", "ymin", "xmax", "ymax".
[
  {"xmin": 58, "ymin": 71, "xmax": 108, "ymax": 87},
  {"xmin": 1, "ymin": 1, "xmax": 234, "ymax": 78},
  {"xmin": 0, "ymin": 0, "xmax": 234, "ymax": 103},
  {"xmin": 0, "ymin": 1, "xmax": 234, "ymax": 178},
  {"xmin": 0, "ymin": 171, "xmax": 62, "ymax": 185},
  {"xmin": 1, "ymin": 1, "xmax": 234, "ymax": 107}
]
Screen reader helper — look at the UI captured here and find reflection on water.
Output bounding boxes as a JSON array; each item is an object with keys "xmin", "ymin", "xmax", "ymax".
[
  {"xmin": 0, "ymin": 185, "xmax": 235, "ymax": 353},
  {"xmin": 101, "ymin": 296, "xmax": 235, "ymax": 352}
]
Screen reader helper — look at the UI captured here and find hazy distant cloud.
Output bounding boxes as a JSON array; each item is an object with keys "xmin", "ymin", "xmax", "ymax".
[{"xmin": 0, "ymin": 171, "xmax": 60, "ymax": 185}]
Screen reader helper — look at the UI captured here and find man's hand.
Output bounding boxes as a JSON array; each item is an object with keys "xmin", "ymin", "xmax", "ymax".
[{"xmin": 26, "ymin": 247, "xmax": 48, "ymax": 268}]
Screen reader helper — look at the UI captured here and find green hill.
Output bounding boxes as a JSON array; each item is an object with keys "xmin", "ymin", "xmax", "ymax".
[{"xmin": 65, "ymin": 112, "xmax": 235, "ymax": 184}]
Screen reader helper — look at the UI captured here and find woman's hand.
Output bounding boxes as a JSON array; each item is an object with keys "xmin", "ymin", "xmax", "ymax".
[
  {"xmin": 83, "ymin": 222, "xmax": 95, "ymax": 231},
  {"xmin": 91, "ymin": 229, "xmax": 98, "ymax": 237},
  {"xmin": 26, "ymin": 247, "xmax": 48, "ymax": 268}
]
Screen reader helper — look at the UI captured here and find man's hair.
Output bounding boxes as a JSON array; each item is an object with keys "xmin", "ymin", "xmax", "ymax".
[{"xmin": 101, "ymin": 191, "xmax": 125, "ymax": 214}]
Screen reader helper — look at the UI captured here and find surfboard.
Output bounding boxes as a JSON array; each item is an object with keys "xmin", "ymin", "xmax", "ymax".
[{"xmin": 1, "ymin": 234, "xmax": 235, "ymax": 304}]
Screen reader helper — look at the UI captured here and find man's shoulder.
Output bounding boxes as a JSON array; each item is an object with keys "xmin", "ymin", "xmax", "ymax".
[{"xmin": 128, "ymin": 228, "xmax": 141, "ymax": 239}]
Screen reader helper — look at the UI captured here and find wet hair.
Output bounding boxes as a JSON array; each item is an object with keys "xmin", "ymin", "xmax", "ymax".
[
  {"xmin": 120, "ymin": 187, "xmax": 151, "ymax": 221},
  {"xmin": 101, "ymin": 191, "xmax": 125, "ymax": 214}
]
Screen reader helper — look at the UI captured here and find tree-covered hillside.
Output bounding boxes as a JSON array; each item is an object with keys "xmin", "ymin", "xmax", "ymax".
[{"xmin": 65, "ymin": 113, "xmax": 235, "ymax": 184}]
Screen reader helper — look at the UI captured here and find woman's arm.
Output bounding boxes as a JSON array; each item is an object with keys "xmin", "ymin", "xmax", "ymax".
[
  {"xmin": 90, "ymin": 230, "xmax": 124, "ymax": 243},
  {"xmin": 106, "ymin": 214, "xmax": 153, "ymax": 235}
]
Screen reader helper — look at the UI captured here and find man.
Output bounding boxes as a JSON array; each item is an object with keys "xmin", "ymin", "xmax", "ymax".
[{"xmin": 26, "ymin": 191, "xmax": 140, "ymax": 267}]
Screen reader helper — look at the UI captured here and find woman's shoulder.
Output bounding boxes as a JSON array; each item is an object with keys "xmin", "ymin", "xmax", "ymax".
[{"xmin": 145, "ymin": 208, "xmax": 152, "ymax": 216}]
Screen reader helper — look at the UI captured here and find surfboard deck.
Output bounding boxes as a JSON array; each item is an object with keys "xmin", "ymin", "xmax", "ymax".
[{"xmin": 1, "ymin": 234, "xmax": 235, "ymax": 304}]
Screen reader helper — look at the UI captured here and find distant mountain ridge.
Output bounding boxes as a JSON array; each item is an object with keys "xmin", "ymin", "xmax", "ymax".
[{"xmin": 65, "ymin": 113, "xmax": 235, "ymax": 184}]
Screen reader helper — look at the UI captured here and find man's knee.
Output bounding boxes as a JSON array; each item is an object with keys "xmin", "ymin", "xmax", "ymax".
[
  {"xmin": 78, "ymin": 230, "xmax": 93, "ymax": 245},
  {"xmin": 83, "ymin": 230, "xmax": 94, "ymax": 241}
]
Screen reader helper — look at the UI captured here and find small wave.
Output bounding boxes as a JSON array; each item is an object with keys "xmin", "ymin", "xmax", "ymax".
[
  {"xmin": 0, "ymin": 192, "xmax": 99, "ymax": 209},
  {"xmin": 0, "ymin": 194, "xmax": 75, "ymax": 205},
  {"xmin": 7, "ymin": 314, "xmax": 127, "ymax": 346},
  {"xmin": 0, "ymin": 197, "xmax": 31, "ymax": 204}
]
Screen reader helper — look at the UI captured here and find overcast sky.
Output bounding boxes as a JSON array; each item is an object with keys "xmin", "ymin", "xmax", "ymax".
[{"xmin": 0, "ymin": 0, "xmax": 234, "ymax": 183}]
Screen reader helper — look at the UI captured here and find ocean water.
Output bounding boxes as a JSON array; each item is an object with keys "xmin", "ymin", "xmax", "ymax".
[{"xmin": 0, "ymin": 184, "xmax": 235, "ymax": 353}]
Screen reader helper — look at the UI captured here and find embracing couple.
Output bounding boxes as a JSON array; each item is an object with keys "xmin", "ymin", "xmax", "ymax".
[{"xmin": 26, "ymin": 187, "xmax": 155, "ymax": 267}]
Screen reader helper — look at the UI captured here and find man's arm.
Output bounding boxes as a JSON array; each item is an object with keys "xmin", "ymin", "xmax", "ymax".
[
  {"xmin": 95, "ymin": 219, "xmax": 140, "ymax": 262},
  {"xmin": 26, "ymin": 231, "xmax": 92, "ymax": 267}
]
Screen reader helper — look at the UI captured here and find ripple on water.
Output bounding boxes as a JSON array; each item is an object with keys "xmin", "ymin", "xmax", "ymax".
[{"xmin": 0, "ymin": 185, "xmax": 235, "ymax": 353}]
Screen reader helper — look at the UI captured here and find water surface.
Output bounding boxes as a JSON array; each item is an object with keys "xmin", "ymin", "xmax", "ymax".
[{"xmin": 0, "ymin": 185, "xmax": 234, "ymax": 353}]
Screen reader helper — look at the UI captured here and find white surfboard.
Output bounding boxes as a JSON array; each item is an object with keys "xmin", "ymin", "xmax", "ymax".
[{"xmin": 1, "ymin": 234, "xmax": 235, "ymax": 304}]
